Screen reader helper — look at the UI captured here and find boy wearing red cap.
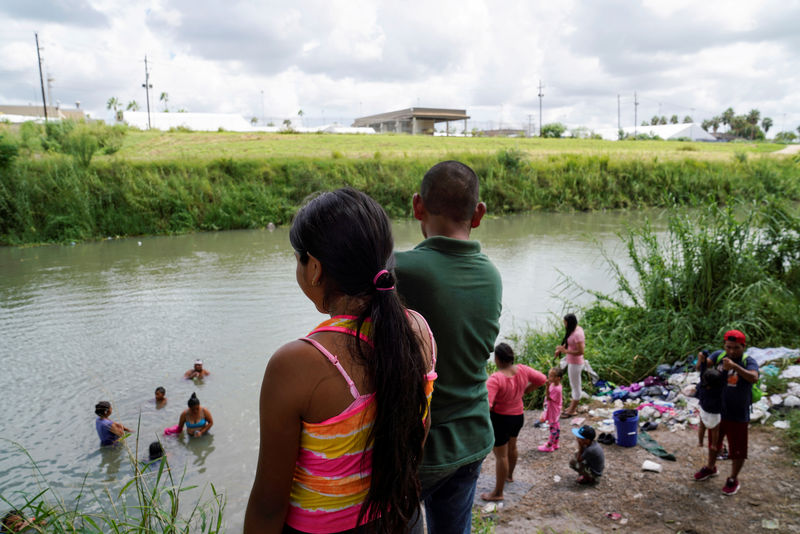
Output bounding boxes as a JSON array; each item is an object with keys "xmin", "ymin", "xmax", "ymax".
[{"xmin": 693, "ymin": 329, "xmax": 759, "ymax": 495}]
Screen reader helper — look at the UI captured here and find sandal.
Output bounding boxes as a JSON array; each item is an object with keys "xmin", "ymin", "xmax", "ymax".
[{"xmin": 560, "ymin": 412, "xmax": 576, "ymax": 419}]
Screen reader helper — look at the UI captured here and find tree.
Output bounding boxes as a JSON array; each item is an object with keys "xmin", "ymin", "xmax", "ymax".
[
  {"xmin": 126, "ymin": 100, "xmax": 140, "ymax": 111},
  {"xmin": 701, "ymin": 119, "xmax": 712, "ymax": 132},
  {"xmin": 297, "ymin": 109, "xmax": 304, "ymax": 126},
  {"xmin": 746, "ymin": 109, "xmax": 760, "ymax": 126},
  {"xmin": 650, "ymin": 115, "xmax": 660, "ymax": 126},
  {"xmin": 670, "ymin": 114, "xmax": 679, "ymax": 124},
  {"xmin": 106, "ymin": 97, "xmax": 120, "ymax": 112},
  {"xmin": 761, "ymin": 117, "xmax": 773, "ymax": 134},
  {"xmin": 683, "ymin": 116, "xmax": 692, "ymax": 123},
  {"xmin": 721, "ymin": 107, "xmax": 735, "ymax": 129},
  {"xmin": 711, "ymin": 116, "xmax": 721, "ymax": 133},
  {"xmin": 642, "ymin": 121, "xmax": 649, "ymax": 127},
  {"xmin": 659, "ymin": 116, "xmax": 668, "ymax": 125},
  {"xmin": 250, "ymin": 117, "xmax": 258, "ymax": 126},
  {"xmin": 774, "ymin": 131, "xmax": 797, "ymax": 143},
  {"xmin": 541, "ymin": 122, "xmax": 567, "ymax": 138},
  {"xmin": 159, "ymin": 92, "xmax": 169, "ymax": 112}
]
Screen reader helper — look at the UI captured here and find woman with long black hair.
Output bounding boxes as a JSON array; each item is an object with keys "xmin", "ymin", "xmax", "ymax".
[
  {"xmin": 245, "ymin": 188, "xmax": 436, "ymax": 534},
  {"xmin": 555, "ymin": 313, "xmax": 586, "ymax": 417}
]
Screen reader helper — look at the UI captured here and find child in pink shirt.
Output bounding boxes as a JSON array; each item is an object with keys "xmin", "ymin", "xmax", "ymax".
[
  {"xmin": 538, "ymin": 367, "xmax": 564, "ymax": 452},
  {"xmin": 481, "ymin": 343, "xmax": 546, "ymax": 502}
]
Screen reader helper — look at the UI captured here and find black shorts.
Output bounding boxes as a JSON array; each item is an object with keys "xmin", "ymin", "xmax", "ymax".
[{"xmin": 490, "ymin": 411, "xmax": 524, "ymax": 447}]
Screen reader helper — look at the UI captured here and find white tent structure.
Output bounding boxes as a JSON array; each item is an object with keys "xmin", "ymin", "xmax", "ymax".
[
  {"xmin": 595, "ymin": 123, "xmax": 716, "ymax": 142},
  {"xmin": 119, "ymin": 111, "xmax": 255, "ymax": 131},
  {"xmin": 117, "ymin": 112, "xmax": 375, "ymax": 134}
]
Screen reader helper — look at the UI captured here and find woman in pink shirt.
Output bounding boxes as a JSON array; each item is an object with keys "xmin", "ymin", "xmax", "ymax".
[
  {"xmin": 555, "ymin": 313, "xmax": 586, "ymax": 417},
  {"xmin": 481, "ymin": 343, "xmax": 546, "ymax": 502}
]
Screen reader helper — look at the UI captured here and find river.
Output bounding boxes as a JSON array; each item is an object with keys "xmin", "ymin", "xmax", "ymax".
[{"xmin": 0, "ymin": 210, "xmax": 667, "ymax": 531}]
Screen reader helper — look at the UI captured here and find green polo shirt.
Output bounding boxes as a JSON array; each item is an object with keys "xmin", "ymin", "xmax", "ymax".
[{"xmin": 395, "ymin": 236, "xmax": 503, "ymax": 472}]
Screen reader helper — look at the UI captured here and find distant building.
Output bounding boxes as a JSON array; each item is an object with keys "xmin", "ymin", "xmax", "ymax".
[
  {"xmin": 595, "ymin": 123, "xmax": 717, "ymax": 142},
  {"xmin": 0, "ymin": 105, "xmax": 86, "ymax": 123},
  {"xmin": 352, "ymin": 107, "xmax": 469, "ymax": 135}
]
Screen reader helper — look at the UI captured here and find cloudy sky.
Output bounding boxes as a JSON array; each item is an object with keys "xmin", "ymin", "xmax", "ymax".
[{"xmin": 1, "ymin": 0, "xmax": 799, "ymax": 133}]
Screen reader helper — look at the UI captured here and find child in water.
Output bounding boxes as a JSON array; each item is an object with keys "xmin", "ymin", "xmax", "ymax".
[
  {"xmin": 154, "ymin": 386, "xmax": 167, "ymax": 408},
  {"xmin": 481, "ymin": 343, "xmax": 546, "ymax": 502},
  {"xmin": 94, "ymin": 401, "xmax": 133, "ymax": 446},
  {"xmin": 538, "ymin": 367, "xmax": 564, "ymax": 452}
]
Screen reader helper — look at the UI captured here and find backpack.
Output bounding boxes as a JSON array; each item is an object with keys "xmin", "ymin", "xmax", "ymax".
[{"xmin": 711, "ymin": 350, "xmax": 762, "ymax": 403}]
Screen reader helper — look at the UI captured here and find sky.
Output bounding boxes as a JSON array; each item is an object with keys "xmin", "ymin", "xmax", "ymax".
[{"xmin": 1, "ymin": 0, "xmax": 799, "ymax": 133}]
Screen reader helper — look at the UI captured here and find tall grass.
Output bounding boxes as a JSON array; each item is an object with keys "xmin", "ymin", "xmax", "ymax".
[
  {"xmin": 513, "ymin": 201, "xmax": 800, "ymax": 384},
  {"xmin": 2, "ymin": 151, "xmax": 799, "ymax": 245},
  {"xmin": 0, "ymin": 433, "xmax": 225, "ymax": 533}
]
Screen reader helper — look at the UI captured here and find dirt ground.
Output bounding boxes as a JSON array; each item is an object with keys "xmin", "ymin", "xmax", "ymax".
[{"xmin": 472, "ymin": 406, "xmax": 800, "ymax": 534}]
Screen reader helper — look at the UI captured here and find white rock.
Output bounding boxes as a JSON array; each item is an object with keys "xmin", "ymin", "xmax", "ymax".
[
  {"xmin": 773, "ymin": 420, "xmax": 790, "ymax": 429},
  {"xmin": 783, "ymin": 395, "xmax": 800, "ymax": 408},
  {"xmin": 770, "ymin": 394, "xmax": 783, "ymax": 407},
  {"xmin": 751, "ymin": 410, "xmax": 766, "ymax": 422},
  {"xmin": 639, "ymin": 406, "xmax": 656, "ymax": 420},
  {"xmin": 613, "ymin": 399, "xmax": 624, "ymax": 409},
  {"xmin": 787, "ymin": 382, "xmax": 800, "ymax": 396}
]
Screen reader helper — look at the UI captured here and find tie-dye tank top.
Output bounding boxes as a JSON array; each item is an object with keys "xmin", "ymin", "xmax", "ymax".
[{"xmin": 285, "ymin": 311, "xmax": 437, "ymax": 534}]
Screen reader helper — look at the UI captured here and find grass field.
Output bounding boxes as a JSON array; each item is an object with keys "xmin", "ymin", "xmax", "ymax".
[{"xmin": 110, "ymin": 130, "xmax": 784, "ymax": 163}]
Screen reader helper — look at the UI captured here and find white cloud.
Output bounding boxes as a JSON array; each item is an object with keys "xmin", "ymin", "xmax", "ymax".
[{"xmin": 0, "ymin": 0, "xmax": 798, "ymax": 132}]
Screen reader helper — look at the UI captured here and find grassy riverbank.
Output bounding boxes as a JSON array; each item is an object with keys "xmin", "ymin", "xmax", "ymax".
[
  {"xmin": 512, "ymin": 201, "xmax": 800, "ymax": 386},
  {"xmin": 2, "ymin": 147, "xmax": 799, "ymax": 245},
  {"xmin": 0, "ymin": 437, "xmax": 225, "ymax": 534}
]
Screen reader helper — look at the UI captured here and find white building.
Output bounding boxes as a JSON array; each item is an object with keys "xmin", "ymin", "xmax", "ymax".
[{"xmin": 118, "ymin": 112, "xmax": 375, "ymax": 134}]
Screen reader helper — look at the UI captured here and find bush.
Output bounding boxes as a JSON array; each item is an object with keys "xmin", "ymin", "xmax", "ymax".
[
  {"xmin": 518, "ymin": 201, "xmax": 800, "ymax": 383},
  {"xmin": 60, "ymin": 123, "xmax": 100, "ymax": 167},
  {"xmin": 541, "ymin": 122, "xmax": 567, "ymax": 138},
  {"xmin": 0, "ymin": 133, "xmax": 19, "ymax": 168},
  {"xmin": 19, "ymin": 121, "xmax": 43, "ymax": 151}
]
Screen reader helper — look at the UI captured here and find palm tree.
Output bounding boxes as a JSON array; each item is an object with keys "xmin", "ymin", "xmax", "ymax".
[
  {"xmin": 746, "ymin": 109, "xmax": 760, "ymax": 126},
  {"xmin": 160, "ymin": 92, "xmax": 169, "ymax": 112},
  {"xmin": 670, "ymin": 114, "xmax": 679, "ymax": 124},
  {"xmin": 701, "ymin": 119, "xmax": 712, "ymax": 132},
  {"xmin": 106, "ymin": 97, "xmax": 120, "ymax": 112},
  {"xmin": 683, "ymin": 116, "xmax": 693, "ymax": 123},
  {"xmin": 126, "ymin": 100, "xmax": 140, "ymax": 111},
  {"xmin": 711, "ymin": 116, "xmax": 721, "ymax": 133},
  {"xmin": 650, "ymin": 116, "xmax": 659, "ymax": 126},
  {"xmin": 761, "ymin": 117, "xmax": 773, "ymax": 134},
  {"xmin": 659, "ymin": 116, "xmax": 668, "ymax": 125},
  {"xmin": 721, "ymin": 108, "xmax": 735, "ymax": 130},
  {"xmin": 297, "ymin": 109, "xmax": 304, "ymax": 126}
]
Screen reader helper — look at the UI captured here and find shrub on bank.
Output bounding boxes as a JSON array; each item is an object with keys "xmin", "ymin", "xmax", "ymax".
[
  {"xmin": 1, "ymin": 151, "xmax": 799, "ymax": 245},
  {"xmin": 513, "ymin": 201, "xmax": 800, "ymax": 384}
]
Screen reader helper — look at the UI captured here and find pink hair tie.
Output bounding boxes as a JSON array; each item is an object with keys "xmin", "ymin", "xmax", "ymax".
[{"xmin": 373, "ymin": 269, "xmax": 395, "ymax": 291}]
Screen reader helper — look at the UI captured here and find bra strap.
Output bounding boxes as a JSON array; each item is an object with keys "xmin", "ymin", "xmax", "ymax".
[{"xmin": 301, "ymin": 337, "xmax": 361, "ymax": 399}]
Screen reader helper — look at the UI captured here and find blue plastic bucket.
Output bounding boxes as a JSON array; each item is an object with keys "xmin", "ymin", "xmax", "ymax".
[{"xmin": 613, "ymin": 409, "xmax": 639, "ymax": 447}]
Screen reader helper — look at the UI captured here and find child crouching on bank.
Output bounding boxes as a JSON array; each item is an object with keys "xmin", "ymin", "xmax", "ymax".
[{"xmin": 569, "ymin": 425, "xmax": 604, "ymax": 485}]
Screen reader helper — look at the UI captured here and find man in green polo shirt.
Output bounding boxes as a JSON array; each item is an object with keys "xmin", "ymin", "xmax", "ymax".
[{"xmin": 395, "ymin": 160, "xmax": 502, "ymax": 534}]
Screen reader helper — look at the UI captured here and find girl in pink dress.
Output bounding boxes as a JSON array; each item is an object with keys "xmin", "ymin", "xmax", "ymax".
[{"xmin": 538, "ymin": 367, "xmax": 564, "ymax": 452}]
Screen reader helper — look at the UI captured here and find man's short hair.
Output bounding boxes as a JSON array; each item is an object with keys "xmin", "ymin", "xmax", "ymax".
[{"xmin": 420, "ymin": 161, "xmax": 480, "ymax": 222}]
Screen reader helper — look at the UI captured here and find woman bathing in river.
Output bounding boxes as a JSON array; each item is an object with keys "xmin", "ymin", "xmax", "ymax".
[{"xmin": 177, "ymin": 392, "xmax": 213, "ymax": 437}]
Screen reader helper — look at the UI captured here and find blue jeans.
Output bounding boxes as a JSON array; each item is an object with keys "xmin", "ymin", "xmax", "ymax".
[{"xmin": 409, "ymin": 459, "xmax": 484, "ymax": 534}]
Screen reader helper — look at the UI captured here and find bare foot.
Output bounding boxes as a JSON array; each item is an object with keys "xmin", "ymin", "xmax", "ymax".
[
  {"xmin": 481, "ymin": 492, "xmax": 504, "ymax": 502},
  {"xmin": 507, "ymin": 476, "xmax": 514, "ymax": 482}
]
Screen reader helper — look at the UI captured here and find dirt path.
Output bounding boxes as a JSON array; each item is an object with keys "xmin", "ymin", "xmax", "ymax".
[
  {"xmin": 773, "ymin": 144, "xmax": 800, "ymax": 155},
  {"xmin": 474, "ymin": 408, "xmax": 800, "ymax": 534}
]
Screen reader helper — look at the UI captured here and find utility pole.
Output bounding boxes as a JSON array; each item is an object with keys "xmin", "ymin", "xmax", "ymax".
[
  {"xmin": 634, "ymin": 91, "xmax": 639, "ymax": 137},
  {"xmin": 537, "ymin": 80, "xmax": 544, "ymax": 137},
  {"xmin": 527, "ymin": 114, "xmax": 534, "ymax": 137},
  {"xmin": 617, "ymin": 94, "xmax": 621, "ymax": 131},
  {"xmin": 142, "ymin": 55, "xmax": 152, "ymax": 129},
  {"xmin": 35, "ymin": 33, "xmax": 48, "ymax": 121}
]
